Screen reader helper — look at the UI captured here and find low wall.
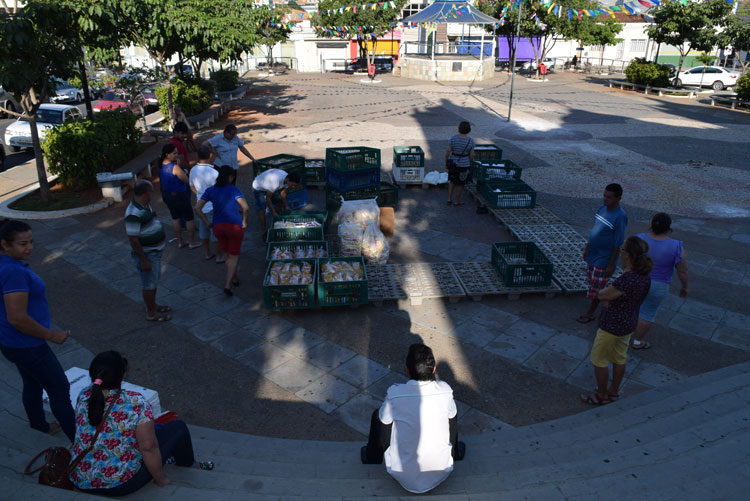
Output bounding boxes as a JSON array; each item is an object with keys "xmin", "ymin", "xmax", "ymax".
[{"xmin": 400, "ymin": 56, "xmax": 495, "ymax": 82}]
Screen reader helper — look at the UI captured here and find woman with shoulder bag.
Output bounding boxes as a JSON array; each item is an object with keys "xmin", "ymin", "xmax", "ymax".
[
  {"xmin": 445, "ymin": 121, "xmax": 475, "ymax": 206},
  {"xmin": 69, "ymin": 351, "xmax": 213, "ymax": 496}
]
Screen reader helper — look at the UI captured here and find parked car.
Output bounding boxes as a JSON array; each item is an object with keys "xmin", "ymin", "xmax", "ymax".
[
  {"xmin": 0, "ymin": 138, "xmax": 6, "ymax": 171},
  {"xmin": 93, "ymin": 90, "xmax": 138, "ymax": 113},
  {"xmin": 346, "ymin": 56, "xmax": 394, "ymax": 74},
  {"xmin": 4, "ymin": 104, "xmax": 82, "ymax": 152},
  {"xmin": 50, "ymin": 79, "xmax": 92, "ymax": 104},
  {"xmin": 1, "ymin": 85, "xmax": 20, "ymax": 118},
  {"xmin": 675, "ymin": 66, "xmax": 740, "ymax": 90},
  {"xmin": 139, "ymin": 84, "xmax": 159, "ymax": 108},
  {"xmin": 523, "ymin": 57, "xmax": 556, "ymax": 70}
]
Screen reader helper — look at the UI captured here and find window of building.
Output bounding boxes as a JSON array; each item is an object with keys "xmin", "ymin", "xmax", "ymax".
[
  {"xmin": 630, "ymin": 39, "xmax": 646, "ymax": 52},
  {"xmin": 402, "ymin": 2, "xmax": 428, "ymax": 18}
]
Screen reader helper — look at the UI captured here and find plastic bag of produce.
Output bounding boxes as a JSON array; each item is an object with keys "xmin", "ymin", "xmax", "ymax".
[
  {"xmin": 423, "ymin": 170, "xmax": 440, "ymax": 185},
  {"xmin": 361, "ymin": 222, "xmax": 389, "ymax": 265},
  {"xmin": 338, "ymin": 198, "xmax": 379, "ymax": 229},
  {"xmin": 338, "ymin": 222, "xmax": 364, "ymax": 257}
]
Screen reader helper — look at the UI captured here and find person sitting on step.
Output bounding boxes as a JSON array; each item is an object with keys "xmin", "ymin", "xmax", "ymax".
[{"xmin": 361, "ymin": 343, "xmax": 465, "ymax": 494}]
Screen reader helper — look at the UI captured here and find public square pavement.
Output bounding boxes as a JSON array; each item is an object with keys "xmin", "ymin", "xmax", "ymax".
[{"xmin": 4, "ymin": 70, "xmax": 749, "ymax": 441}]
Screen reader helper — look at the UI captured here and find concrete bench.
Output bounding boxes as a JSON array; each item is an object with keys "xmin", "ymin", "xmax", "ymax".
[
  {"xmin": 187, "ymin": 102, "xmax": 228, "ymax": 130},
  {"xmin": 96, "ymin": 172, "xmax": 136, "ymax": 202},
  {"xmin": 609, "ymin": 80, "xmax": 697, "ymax": 98},
  {"xmin": 216, "ymin": 84, "xmax": 250, "ymax": 102},
  {"xmin": 710, "ymin": 95, "xmax": 749, "ymax": 110}
]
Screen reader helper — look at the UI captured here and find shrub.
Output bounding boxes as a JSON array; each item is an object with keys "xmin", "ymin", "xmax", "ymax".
[
  {"xmin": 42, "ymin": 110, "xmax": 140, "ymax": 189},
  {"xmin": 180, "ymin": 74, "xmax": 216, "ymax": 99},
  {"xmin": 736, "ymin": 73, "xmax": 750, "ymax": 101},
  {"xmin": 210, "ymin": 69, "xmax": 239, "ymax": 92},
  {"xmin": 155, "ymin": 80, "xmax": 212, "ymax": 118},
  {"xmin": 624, "ymin": 58, "xmax": 671, "ymax": 87}
]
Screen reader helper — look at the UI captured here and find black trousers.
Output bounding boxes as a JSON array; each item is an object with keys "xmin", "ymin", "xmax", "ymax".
[
  {"xmin": 363, "ymin": 408, "xmax": 459, "ymax": 464},
  {"xmin": 78, "ymin": 420, "xmax": 195, "ymax": 497}
]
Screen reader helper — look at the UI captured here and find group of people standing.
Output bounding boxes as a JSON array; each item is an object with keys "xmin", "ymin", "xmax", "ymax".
[{"xmin": 578, "ymin": 183, "xmax": 689, "ymax": 405}]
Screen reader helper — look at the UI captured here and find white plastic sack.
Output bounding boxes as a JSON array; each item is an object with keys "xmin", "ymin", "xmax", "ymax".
[
  {"xmin": 423, "ymin": 171, "xmax": 440, "ymax": 185},
  {"xmin": 361, "ymin": 222, "xmax": 390, "ymax": 265},
  {"xmin": 338, "ymin": 198, "xmax": 380, "ymax": 229},
  {"xmin": 338, "ymin": 222, "xmax": 364, "ymax": 257},
  {"xmin": 438, "ymin": 172, "xmax": 449, "ymax": 184}
]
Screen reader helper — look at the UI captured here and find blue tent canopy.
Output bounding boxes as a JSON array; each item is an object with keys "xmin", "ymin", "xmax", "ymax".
[{"xmin": 400, "ymin": 0, "xmax": 501, "ymax": 24}]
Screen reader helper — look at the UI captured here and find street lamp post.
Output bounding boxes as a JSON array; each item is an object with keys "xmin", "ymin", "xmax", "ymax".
[{"xmin": 507, "ymin": 1, "xmax": 523, "ymax": 122}]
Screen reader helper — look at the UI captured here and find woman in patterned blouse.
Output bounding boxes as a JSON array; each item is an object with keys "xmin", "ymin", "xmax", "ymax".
[{"xmin": 69, "ymin": 351, "xmax": 213, "ymax": 495}]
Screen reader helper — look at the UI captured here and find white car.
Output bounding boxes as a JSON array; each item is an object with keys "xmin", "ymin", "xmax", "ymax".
[
  {"xmin": 4, "ymin": 104, "xmax": 82, "ymax": 152},
  {"xmin": 675, "ymin": 66, "xmax": 740, "ymax": 91}
]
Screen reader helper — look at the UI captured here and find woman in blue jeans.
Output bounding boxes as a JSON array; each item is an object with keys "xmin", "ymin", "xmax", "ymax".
[{"xmin": 0, "ymin": 219, "xmax": 76, "ymax": 441}]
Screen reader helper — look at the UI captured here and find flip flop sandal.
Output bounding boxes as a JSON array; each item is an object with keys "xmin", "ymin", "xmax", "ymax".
[
  {"xmin": 146, "ymin": 313, "xmax": 171, "ymax": 322},
  {"xmin": 632, "ymin": 341, "xmax": 652, "ymax": 350},
  {"xmin": 576, "ymin": 315, "xmax": 596, "ymax": 324},
  {"xmin": 188, "ymin": 243, "xmax": 202, "ymax": 249},
  {"xmin": 608, "ymin": 393, "xmax": 620, "ymax": 401},
  {"xmin": 156, "ymin": 305, "xmax": 172, "ymax": 313},
  {"xmin": 195, "ymin": 461, "xmax": 214, "ymax": 470},
  {"xmin": 580, "ymin": 393, "xmax": 610, "ymax": 405},
  {"xmin": 204, "ymin": 254, "xmax": 216, "ymax": 261}
]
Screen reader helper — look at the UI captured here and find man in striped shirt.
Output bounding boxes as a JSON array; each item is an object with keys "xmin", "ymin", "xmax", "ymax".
[{"xmin": 125, "ymin": 180, "xmax": 171, "ymax": 322}]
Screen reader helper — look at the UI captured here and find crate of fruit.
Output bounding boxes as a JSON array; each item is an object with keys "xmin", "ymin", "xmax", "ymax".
[
  {"xmin": 393, "ymin": 146, "xmax": 424, "ymax": 167},
  {"xmin": 326, "ymin": 166, "xmax": 381, "ymax": 190},
  {"xmin": 474, "ymin": 160, "xmax": 523, "ymax": 183},
  {"xmin": 326, "ymin": 147, "xmax": 381, "ymax": 172},
  {"xmin": 263, "ymin": 259, "xmax": 317, "ymax": 309},
  {"xmin": 473, "ymin": 144, "xmax": 503, "ymax": 163},
  {"xmin": 491, "ymin": 242, "xmax": 553, "ymax": 287},
  {"xmin": 266, "ymin": 241, "xmax": 328, "ymax": 261},
  {"xmin": 254, "ymin": 154, "xmax": 307, "ymax": 185},
  {"xmin": 377, "ymin": 182, "xmax": 399, "ymax": 207},
  {"xmin": 391, "ymin": 163, "xmax": 424, "ymax": 185},
  {"xmin": 326, "ymin": 185, "xmax": 379, "ymax": 213},
  {"xmin": 274, "ymin": 211, "xmax": 328, "ymax": 230},
  {"xmin": 479, "ymin": 180, "xmax": 536, "ymax": 209},
  {"xmin": 304, "ymin": 158, "xmax": 326, "ymax": 184},
  {"xmin": 317, "ymin": 257, "xmax": 368, "ymax": 306}
]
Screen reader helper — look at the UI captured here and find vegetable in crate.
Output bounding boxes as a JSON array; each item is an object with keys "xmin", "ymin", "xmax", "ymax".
[
  {"xmin": 266, "ymin": 262, "xmax": 314, "ymax": 285},
  {"xmin": 321, "ymin": 261, "xmax": 364, "ymax": 282}
]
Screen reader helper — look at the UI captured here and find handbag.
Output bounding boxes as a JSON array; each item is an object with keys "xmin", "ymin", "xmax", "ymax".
[
  {"xmin": 24, "ymin": 390, "xmax": 121, "ymax": 490},
  {"xmin": 446, "ymin": 140, "xmax": 471, "ymax": 173}
]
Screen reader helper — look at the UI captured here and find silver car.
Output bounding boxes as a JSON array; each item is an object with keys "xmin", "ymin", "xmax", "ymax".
[{"xmin": 675, "ymin": 66, "xmax": 740, "ymax": 91}]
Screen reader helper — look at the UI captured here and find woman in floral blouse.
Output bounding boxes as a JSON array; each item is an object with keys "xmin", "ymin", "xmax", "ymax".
[{"xmin": 69, "ymin": 351, "xmax": 213, "ymax": 495}]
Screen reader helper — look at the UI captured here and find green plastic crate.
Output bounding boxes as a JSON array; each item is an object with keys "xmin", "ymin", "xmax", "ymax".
[
  {"xmin": 317, "ymin": 257, "xmax": 368, "ymax": 306},
  {"xmin": 479, "ymin": 180, "xmax": 536, "ymax": 209},
  {"xmin": 254, "ymin": 154, "xmax": 307, "ymax": 188},
  {"xmin": 325, "ymin": 185, "xmax": 380, "ymax": 213},
  {"xmin": 278, "ymin": 210, "xmax": 330, "ymax": 233},
  {"xmin": 473, "ymin": 144, "xmax": 503, "ymax": 163},
  {"xmin": 393, "ymin": 146, "xmax": 425, "ymax": 167},
  {"xmin": 377, "ymin": 182, "xmax": 398, "ymax": 207},
  {"xmin": 263, "ymin": 259, "xmax": 317, "ymax": 309},
  {"xmin": 474, "ymin": 160, "xmax": 523, "ymax": 183},
  {"xmin": 304, "ymin": 158, "xmax": 326, "ymax": 184},
  {"xmin": 267, "ymin": 226, "xmax": 324, "ymax": 243},
  {"xmin": 491, "ymin": 242, "xmax": 553, "ymax": 287},
  {"xmin": 326, "ymin": 147, "xmax": 381, "ymax": 172},
  {"xmin": 266, "ymin": 241, "xmax": 328, "ymax": 261}
]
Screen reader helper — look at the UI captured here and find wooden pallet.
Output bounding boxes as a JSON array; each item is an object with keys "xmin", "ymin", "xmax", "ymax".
[
  {"xmin": 489, "ymin": 205, "xmax": 564, "ymax": 228},
  {"xmin": 450, "ymin": 262, "xmax": 560, "ymax": 301},
  {"xmin": 508, "ymin": 224, "xmax": 587, "ymax": 245}
]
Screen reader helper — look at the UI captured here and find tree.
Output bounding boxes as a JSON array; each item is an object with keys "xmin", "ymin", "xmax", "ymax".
[
  {"xmin": 646, "ymin": 0, "xmax": 733, "ymax": 86},
  {"xmin": 255, "ymin": 5, "xmax": 294, "ymax": 70},
  {"xmin": 313, "ymin": 0, "xmax": 407, "ymax": 73},
  {"xmin": 0, "ymin": 0, "xmax": 81, "ymax": 202},
  {"xmin": 717, "ymin": 15, "xmax": 750, "ymax": 75}
]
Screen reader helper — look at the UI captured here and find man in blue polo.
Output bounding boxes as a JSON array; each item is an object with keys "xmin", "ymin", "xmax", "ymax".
[{"xmin": 578, "ymin": 183, "xmax": 628, "ymax": 323}]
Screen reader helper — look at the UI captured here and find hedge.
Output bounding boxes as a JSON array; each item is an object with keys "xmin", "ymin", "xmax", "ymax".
[
  {"xmin": 624, "ymin": 58, "xmax": 671, "ymax": 88},
  {"xmin": 736, "ymin": 73, "xmax": 750, "ymax": 101},
  {"xmin": 155, "ymin": 80, "xmax": 212, "ymax": 118},
  {"xmin": 42, "ymin": 110, "xmax": 141, "ymax": 189},
  {"xmin": 210, "ymin": 69, "xmax": 239, "ymax": 92}
]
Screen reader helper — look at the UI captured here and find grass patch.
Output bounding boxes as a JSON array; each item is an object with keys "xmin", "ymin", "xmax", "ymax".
[{"xmin": 9, "ymin": 183, "xmax": 104, "ymax": 211}]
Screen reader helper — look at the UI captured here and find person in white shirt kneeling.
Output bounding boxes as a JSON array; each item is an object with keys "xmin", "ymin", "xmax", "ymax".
[{"xmin": 361, "ymin": 343, "xmax": 465, "ymax": 493}]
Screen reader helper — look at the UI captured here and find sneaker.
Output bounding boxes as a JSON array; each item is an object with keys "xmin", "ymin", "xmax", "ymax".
[{"xmin": 165, "ymin": 456, "xmax": 176, "ymax": 465}]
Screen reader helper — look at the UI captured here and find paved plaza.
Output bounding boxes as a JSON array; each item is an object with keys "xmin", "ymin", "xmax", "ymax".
[{"xmin": 2, "ymin": 70, "xmax": 749, "ymax": 443}]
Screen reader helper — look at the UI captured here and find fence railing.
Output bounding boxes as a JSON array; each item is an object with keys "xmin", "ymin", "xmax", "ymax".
[{"xmin": 402, "ymin": 41, "xmax": 494, "ymax": 58}]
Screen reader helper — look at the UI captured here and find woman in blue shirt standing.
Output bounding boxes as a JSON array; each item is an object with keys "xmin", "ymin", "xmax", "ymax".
[
  {"xmin": 159, "ymin": 143, "xmax": 199, "ymax": 249},
  {"xmin": 0, "ymin": 219, "xmax": 76, "ymax": 441}
]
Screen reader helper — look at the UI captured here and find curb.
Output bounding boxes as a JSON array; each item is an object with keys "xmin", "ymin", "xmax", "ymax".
[{"xmin": 0, "ymin": 179, "xmax": 113, "ymax": 220}]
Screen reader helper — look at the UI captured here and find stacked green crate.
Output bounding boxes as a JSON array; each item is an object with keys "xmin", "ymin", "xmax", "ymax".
[
  {"xmin": 266, "ymin": 241, "xmax": 328, "ymax": 261},
  {"xmin": 326, "ymin": 185, "xmax": 379, "ymax": 213},
  {"xmin": 392, "ymin": 146, "xmax": 425, "ymax": 185},
  {"xmin": 263, "ymin": 259, "xmax": 317, "ymax": 309},
  {"xmin": 254, "ymin": 154, "xmax": 307, "ymax": 193},
  {"xmin": 304, "ymin": 158, "xmax": 326, "ymax": 185},
  {"xmin": 479, "ymin": 180, "xmax": 536, "ymax": 209},
  {"xmin": 473, "ymin": 160, "xmax": 523, "ymax": 184},
  {"xmin": 326, "ymin": 147, "xmax": 381, "ymax": 171},
  {"xmin": 473, "ymin": 144, "xmax": 503, "ymax": 163},
  {"xmin": 325, "ymin": 147, "xmax": 381, "ymax": 213},
  {"xmin": 377, "ymin": 182, "xmax": 399, "ymax": 207}
]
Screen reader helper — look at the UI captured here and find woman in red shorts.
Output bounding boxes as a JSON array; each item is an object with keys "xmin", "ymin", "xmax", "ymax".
[{"xmin": 195, "ymin": 166, "xmax": 249, "ymax": 296}]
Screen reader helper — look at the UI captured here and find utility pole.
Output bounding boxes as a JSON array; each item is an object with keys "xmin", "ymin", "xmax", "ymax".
[{"xmin": 507, "ymin": 0, "xmax": 523, "ymax": 122}]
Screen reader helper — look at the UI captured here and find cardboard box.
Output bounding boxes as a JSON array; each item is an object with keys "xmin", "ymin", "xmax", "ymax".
[
  {"xmin": 380, "ymin": 207, "xmax": 395, "ymax": 237},
  {"xmin": 43, "ymin": 367, "xmax": 162, "ymax": 416}
]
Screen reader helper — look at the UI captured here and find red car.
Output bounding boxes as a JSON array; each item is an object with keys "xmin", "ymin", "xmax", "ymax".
[{"xmin": 93, "ymin": 90, "xmax": 142, "ymax": 114}]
